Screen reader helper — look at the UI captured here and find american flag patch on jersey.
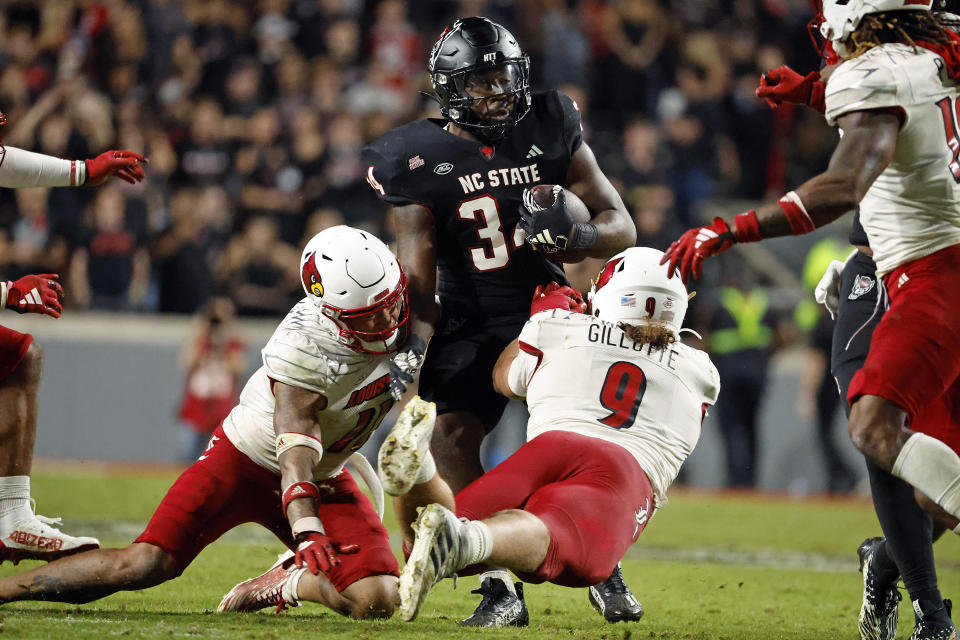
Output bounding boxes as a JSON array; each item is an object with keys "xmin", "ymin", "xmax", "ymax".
[{"xmin": 620, "ymin": 294, "xmax": 636, "ymax": 307}]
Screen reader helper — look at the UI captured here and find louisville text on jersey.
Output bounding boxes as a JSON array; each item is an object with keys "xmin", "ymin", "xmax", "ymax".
[{"xmin": 345, "ymin": 373, "xmax": 391, "ymax": 409}]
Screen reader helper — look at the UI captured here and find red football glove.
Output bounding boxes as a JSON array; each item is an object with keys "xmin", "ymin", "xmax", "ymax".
[
  {"xmin": 756, "ymin": 66, "xmax": 825, "ymax": 114},
  {"xmin": 85, "ymin": 150, "xmax": 147, "ymax": 186},
  {"xmin": 530, "ymin": 281, "xmax": 588, "ymax": 316},
  {"xmin": 6, "ymin": 274, "xmax": 64, "ymax": 318},
  {"xmin": 294, "ymin": 531, "xmax": 359, "ymax": 575},
  {"xmin": 661, "ymin": 217, "xmax": 737, "ymax": 284}
]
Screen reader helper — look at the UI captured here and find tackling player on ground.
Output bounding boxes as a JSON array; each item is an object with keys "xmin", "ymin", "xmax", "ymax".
[
  {"xmin": 0, "ymin": 111, "xmax": 146, "ymax": 565},
  {"xmin": 362, "ymin": 16, "xmax": 638, "ymax": 625},
  {"xmin": 667, "ymin": 3, "xmax": 960, "ymax": 638},
  {"xmin": 0, "ymin": 226, "xmax": 406, "ymax": 619},
  {"xmin": 377, "ymin": 248, "xmax": 718, "ymax": 622}
]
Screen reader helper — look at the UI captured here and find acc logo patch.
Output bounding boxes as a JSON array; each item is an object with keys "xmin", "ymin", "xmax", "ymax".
[
  {"xmin": 848, "ymin": 274, "xmax": 875, "ymax": 300},
  {"xmin": 301, "ymin": 251, "xmax": 324, "ymax": 298},
  {"xmin": 434, "ymin": 162, "xmax": 453, "ymax": 175}
]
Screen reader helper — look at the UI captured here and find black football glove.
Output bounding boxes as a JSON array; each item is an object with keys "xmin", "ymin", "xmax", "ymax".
[
  {"xmin": 519, "ymin": 186, "xmax": 574, "ymax": 253},
  {"xmin": 389, "ymin": 334, "xmax": 427, "ymax": 401}
]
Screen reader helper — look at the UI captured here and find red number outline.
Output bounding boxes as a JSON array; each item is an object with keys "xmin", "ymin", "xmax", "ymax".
[
  {"xmin": 327, "ymin": 398, "xmax": 396, "ymax": 453},
  {"xmin": 936, "ymin": 96, "xmax": 960, "ymax": 183},
  {"xmin": 598, "ymin": 361, "xmax": 647, "ymax": 429}
]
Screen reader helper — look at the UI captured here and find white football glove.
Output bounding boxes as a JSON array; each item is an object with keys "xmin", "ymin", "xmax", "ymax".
[{"xmin": 814, "ymin": 249, "xmax": 857, "ymax": 320}]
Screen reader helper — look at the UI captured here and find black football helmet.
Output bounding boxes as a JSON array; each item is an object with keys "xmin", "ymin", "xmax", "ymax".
[{"xmin": 428, "ymin": 17, "xmax": 531, "ymax": 145}]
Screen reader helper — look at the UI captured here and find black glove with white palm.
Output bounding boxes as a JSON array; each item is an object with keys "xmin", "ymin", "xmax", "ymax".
[
  {"xmin": 519, "ymin": 185, "xmax": 574, "ymax": 253},
  {"xmin": 389, "ymin": 334, "xmax": 427, "ymax": 401}
]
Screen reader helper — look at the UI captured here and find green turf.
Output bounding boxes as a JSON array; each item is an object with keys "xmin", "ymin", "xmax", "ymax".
[{"xmin": 3, "ymin": 471, "xmax": 960, "ymax": 639}]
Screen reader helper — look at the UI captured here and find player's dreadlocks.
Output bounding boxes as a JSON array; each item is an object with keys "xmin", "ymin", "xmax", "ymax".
[
  {"xmin": 619, "ymin": 322, "xmax": 677, "ymax": 352},
  {"xmin": 845, "ymin": 10, "xmax": 960, "ymax": 62}
]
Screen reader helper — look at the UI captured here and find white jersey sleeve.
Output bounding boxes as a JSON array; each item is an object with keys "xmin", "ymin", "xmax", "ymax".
[
  {"xmin": 0, "ymin": 147, "xmax": 84, "ymax": 188},
  {"xmin": 520, "ymin": 312, "xmax": 720, "ymax": 503},
  {"xmin": 824, "ymin": 52, "xmax": 901, "ymax": 126},
  {"xmin": 506, "ymin": 314, "xmax": 548, "ymax": 397},
  {"xmin": 824, "ymin": 44, "xmax": 960, "ymax": 274},
  {"xmin": 261, "ymin": 300, "xmax": 345, "ymax": 394}
]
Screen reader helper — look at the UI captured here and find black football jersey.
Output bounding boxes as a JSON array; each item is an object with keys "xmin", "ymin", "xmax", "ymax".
[{"xmin": 362, "ymin": 90, "xmax": 583, "ymax": 317}]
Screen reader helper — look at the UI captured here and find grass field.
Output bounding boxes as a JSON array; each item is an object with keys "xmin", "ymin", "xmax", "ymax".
[{"xmin": 3, "ymin": 468, "xmax": 960, "ymax": 640}]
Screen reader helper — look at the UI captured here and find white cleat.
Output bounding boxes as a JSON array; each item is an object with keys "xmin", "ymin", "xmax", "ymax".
[
  {"xmin": 378, "ymin": 396, "xmax": 436, "ymax": 496},
  {"xmin": 398, "ymin": 503, "xmax": 464, "ymax": 622},
  {"xmin": 217, "ymin": 550, "xmax": 304, "ymax": 613},
  {"xmin": 0, "ymin": 503, "xmax": 99, "ymax": 564}
]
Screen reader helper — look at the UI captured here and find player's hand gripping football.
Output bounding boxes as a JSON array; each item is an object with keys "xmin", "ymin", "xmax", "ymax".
[
  {"xmin": 756, "ymin": 66, "xmax": 825, "ymax": 114},
  {"xmin": 661, "ymin": 217, "xmax": 738, "ymax": 284},
  {"xmin": 530, "ymin": 281, "xmax": 588, "ymax": 316},
  {"xmin": 294, "ymin": 531, "xmax": 359, "ymax": 575},
  {"xmin": 85, "ymin": 150, "xmax": 147, "ymax": 186},
  {"xmin": 6, "ymin": 274, "xmax": 64, "ymax": 318},
  {"xmin": 519, "ymin": 186, "xmax": 574, "ymax": 253},
  {"xmin": 389, "ymin": 334, "xmax": 427, "ymax": 401}
]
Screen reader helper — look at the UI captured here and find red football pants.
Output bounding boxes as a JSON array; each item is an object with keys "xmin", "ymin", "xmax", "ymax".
[{"xmin": 456, "ymin": 430, "xmax": 654, "ymax": 587}]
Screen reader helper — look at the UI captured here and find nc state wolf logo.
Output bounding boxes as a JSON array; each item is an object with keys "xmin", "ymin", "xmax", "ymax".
[
  {"xmin": 301, "ymin": 251, "xmax": 324, "ymax": 298},
  {"xmin": 848, "ymin": 274, "xmax": 875, "ymax": 300}
]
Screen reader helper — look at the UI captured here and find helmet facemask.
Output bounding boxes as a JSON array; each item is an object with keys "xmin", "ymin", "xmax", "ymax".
[{"xmin": 326, "ymin": 272, "xmax": 410, "ymax": 355}]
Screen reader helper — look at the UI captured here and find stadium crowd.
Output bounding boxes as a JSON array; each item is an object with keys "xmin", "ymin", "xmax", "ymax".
[{"xmin": 0, "ymin": 0, "xmax": 836, "ymax": 316}]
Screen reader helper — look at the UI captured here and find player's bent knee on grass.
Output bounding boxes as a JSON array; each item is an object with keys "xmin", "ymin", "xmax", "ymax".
[
  {"xmin": 338, "ymin": 575, "xmax": 397, "ymax": 619},
  {"xmin": 107, "ymin": 543, "xmax": 180, "ymax": 589}
]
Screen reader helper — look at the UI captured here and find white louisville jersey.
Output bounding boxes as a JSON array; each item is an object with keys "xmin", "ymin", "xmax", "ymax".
[
  {"xmin": 508, "ymin": 310, "xmax": 720, "ymax": 503},
  {"xmin": 825, "ymin": 43, "xmax": 960, "ymax": 275},
  {"xmin": 222, "ymin": 298, "xmax": 394, "ymax": 477}
]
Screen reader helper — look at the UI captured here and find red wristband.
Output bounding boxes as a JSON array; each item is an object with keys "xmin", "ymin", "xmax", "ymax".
[
  {"xmin": 733, "ymin": 210, "xmax": 762, "ymax": 243},
  {"xmin": 282, "ymin": 481, "xmax": 320, "ymax": 517},
  {"xmin": 778, "ymin": 192, "xmax": 816, "ymax": 235}
]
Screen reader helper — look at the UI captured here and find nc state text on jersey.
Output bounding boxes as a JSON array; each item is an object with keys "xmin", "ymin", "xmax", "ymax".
[
  {"xmin": 458, "ymin": 164, "xmax": 541, "ymax": 194},
  {"xmin": 588, "ymin": 322, "xmax": 680, "ymax": 370}
]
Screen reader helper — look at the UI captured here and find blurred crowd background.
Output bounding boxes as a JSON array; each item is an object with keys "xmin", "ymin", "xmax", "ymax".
[
  {"xmin": 0, "ymin": 0, "xmax": 840, "ymax": 316},
  {"xmin": 0, "ymin": 0, "xmax": 871, "ymax": 488}
]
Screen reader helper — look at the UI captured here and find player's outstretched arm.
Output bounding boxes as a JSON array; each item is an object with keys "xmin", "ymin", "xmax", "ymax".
[
  {"xmin": 389, "ymin": 203, "xmax": 440, "ymax": 400},
  {"xmin": 663, "ymin": 109, "xmax": 899, "ymax": 282},
  {"xmin": 563, "ymin": 142, "xmax": 636, "ymax": 258},
  {"xmin": 274, "ymin": 383, "xmax": 358, "ymax": 575},
  {"xmin": 0, "ymin": 146, "xmax": 146, "ymax": 188}
]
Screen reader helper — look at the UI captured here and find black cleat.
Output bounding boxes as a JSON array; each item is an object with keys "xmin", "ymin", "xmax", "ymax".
[
  {"xmin": 459, "ymin": 577, "xmax": 530, "ymax": 627},
  {"xmin": 588, "ymin": 563, "xmax": 644, "ymax": 623},
  {"xmin": 910, "ymin": 599, "xmax": 958, "ymax": 640},
  {"xmin": 857, "ymin": 537, "xmax": 901, "ymax": 640}
]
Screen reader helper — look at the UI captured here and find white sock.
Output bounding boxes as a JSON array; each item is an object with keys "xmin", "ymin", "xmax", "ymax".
[
  {"xmin": 284, "ymin": 566, "xmax": 306, "ymax": 604},
  {"xmin": 479, "ymin": 569, "xmax": 515, "ymax": 594},
  {"xmin": 892, "ymin": 433, "xmax": 960, "ymax": 518},
  {"xmin": 0, "ymin": 476, "xmax": 32, "ymax": 522},
  {"xmin": 415, "ymin": 450, "xmax": 436, "ymax": 485},
  {"xmin": 457, "ymin": 519, "xmax": 493, "ymax": 569}
]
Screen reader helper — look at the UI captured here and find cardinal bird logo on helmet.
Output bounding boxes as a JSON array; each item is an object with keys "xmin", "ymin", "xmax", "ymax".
[
  {"xmin": 301, "ymin": 251, "xmax": 324, "ymax": 298},
  {"xmin": 593, "ymin": 257, "xmax": 624, "ymax": 292}
]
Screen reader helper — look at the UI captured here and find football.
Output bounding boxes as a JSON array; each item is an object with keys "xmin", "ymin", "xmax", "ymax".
[{"xmin": 527, "ymin": 184, "xmax": 592, "ymax": 263}]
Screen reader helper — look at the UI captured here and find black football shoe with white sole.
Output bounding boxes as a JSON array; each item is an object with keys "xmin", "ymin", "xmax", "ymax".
[
  {"xmin": 589, "ymin": 563, "xmax": 644, "ymax": 623},
  {"xmin": 459, "ymin": 577, "xmax": 530, "ymax": 627}
]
